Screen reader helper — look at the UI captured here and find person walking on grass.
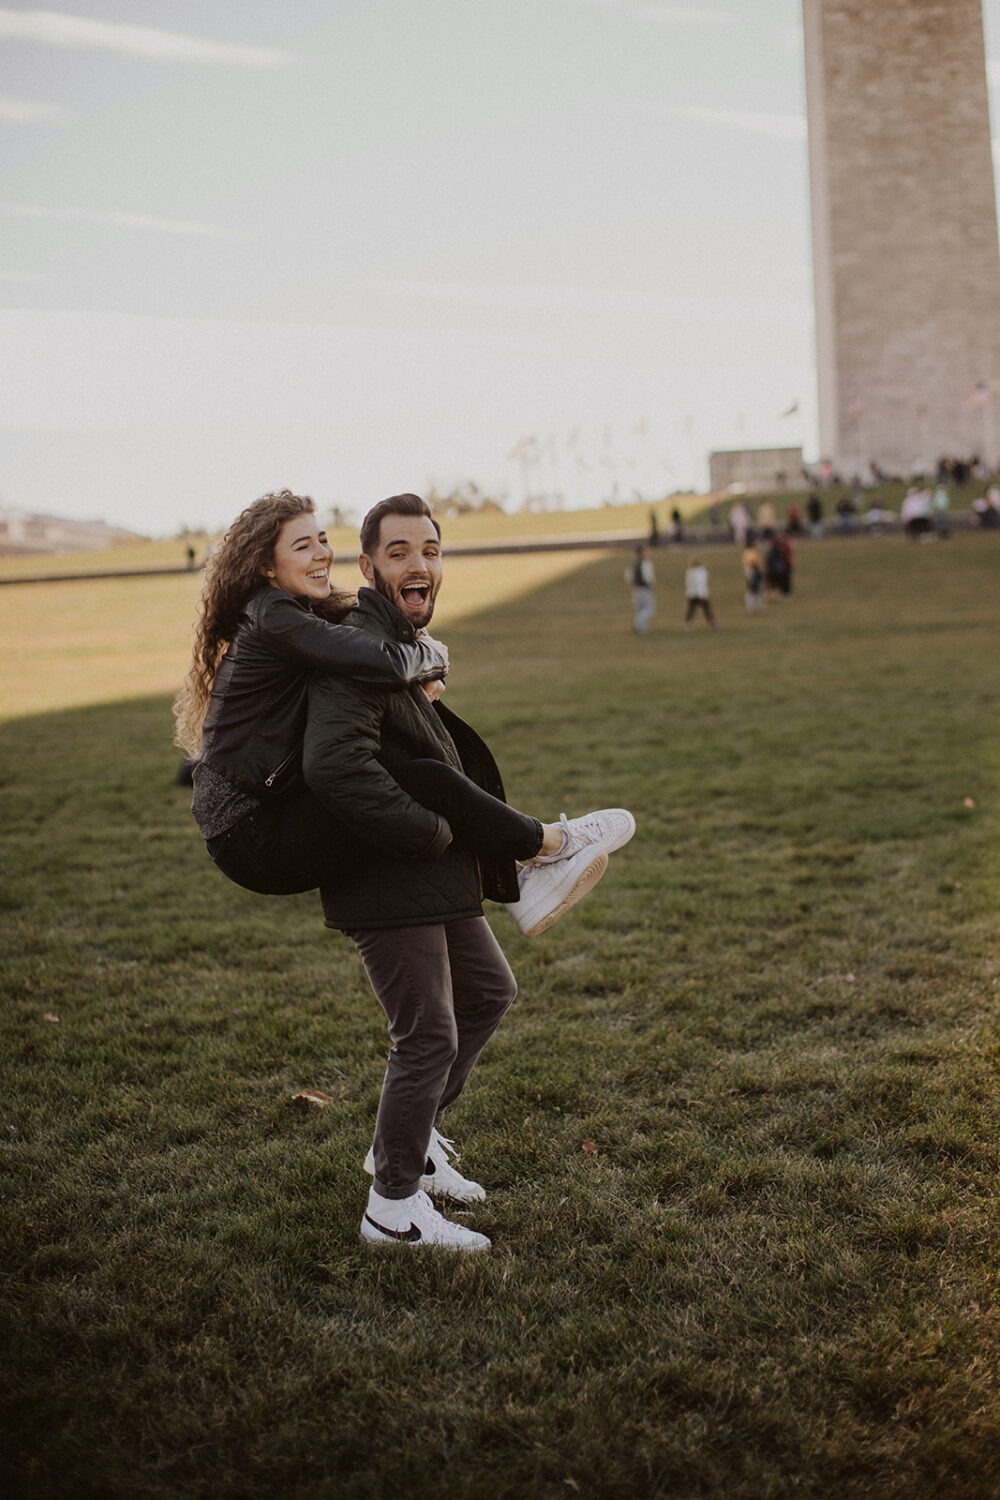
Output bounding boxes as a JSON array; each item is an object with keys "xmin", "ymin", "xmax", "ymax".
[
  {"xmin": 742, "ymin": 538, "xmax": 765, "ymax": 614},
  {"xmin": 174, "ymin": 489, "xmax": 630, "ymax": 942},
  {"xmin": 302, "ymin": 494, "xmax": 635, "ymax": 1252},
  {"xmin": 684, "ymin": 557, "xmax": 720, "ymax": 629},
  {"xmin": 625, "ymin": 542, "xmax": 656, "ymax": 634}
]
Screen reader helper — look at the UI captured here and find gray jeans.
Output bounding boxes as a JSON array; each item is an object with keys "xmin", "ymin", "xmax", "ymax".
[{"xmin": 347, "ymin": 917, "xmax": 518, "ymax": 1199}]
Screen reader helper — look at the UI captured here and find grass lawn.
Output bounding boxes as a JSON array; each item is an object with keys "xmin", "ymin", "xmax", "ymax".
[{"xmin": 1, "ymin": 530, "xmax": 998, "ymax": 1499}]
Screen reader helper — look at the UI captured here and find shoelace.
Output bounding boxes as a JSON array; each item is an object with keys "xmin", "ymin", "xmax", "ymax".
[
  {"xmin": 430, "ymin": 1129, "xmax": 460, "ymax": 1162},
  {"xmin": 559, "ymin": 811, "xmax": 604, "ymax": 851}
]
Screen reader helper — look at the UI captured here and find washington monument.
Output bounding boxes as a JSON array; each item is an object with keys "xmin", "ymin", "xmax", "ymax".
[{"xmin": 802, "ymin": 0, "xmax": 1000, "ymax": 478}]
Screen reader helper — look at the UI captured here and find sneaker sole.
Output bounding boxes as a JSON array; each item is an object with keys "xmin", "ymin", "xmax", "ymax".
[{"xmin": 520, "ymin": 850, "xmax": 609, "ymax": 938}]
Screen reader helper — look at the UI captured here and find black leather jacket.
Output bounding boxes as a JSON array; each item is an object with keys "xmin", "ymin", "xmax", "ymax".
[{"xmin": 198, "ymin": 585, "xmax": 447, "ymax": 796}]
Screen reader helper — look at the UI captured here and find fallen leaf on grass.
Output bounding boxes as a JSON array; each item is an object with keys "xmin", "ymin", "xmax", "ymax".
[
  {"xmin": 582, "ymin": 1138, "xmax": 598, "ymax": 1155},
  {"xmin": 42, "ymin": 1012, "xmax": 60, "ymax": 1024},
  {"xmin": 292, "ymin": 1089, "xmax": 334, "ymax": 1107},
  {"xmin": 963, "ymin": 797, "xmax": 976, "ymax": 809}
]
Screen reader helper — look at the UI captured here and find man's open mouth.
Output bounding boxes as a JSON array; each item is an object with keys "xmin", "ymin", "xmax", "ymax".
[{"xmin": 400, "ymin": 582, "xmax": 430, "ymax": 605}]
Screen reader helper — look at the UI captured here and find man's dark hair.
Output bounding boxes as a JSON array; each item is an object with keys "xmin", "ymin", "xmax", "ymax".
[{"xmin": 360, "ymin": 493, "xmax": 441, "ymax": 557}]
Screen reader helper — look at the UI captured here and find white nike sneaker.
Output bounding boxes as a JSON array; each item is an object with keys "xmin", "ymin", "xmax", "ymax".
[
  {"xmin": 363, "ymin": 1129, "xmax": 486, "ymax": 1203},
  {"xmin": 533, "ymin": 808, "xmax": 636, "ymax": 864},
  {"xmin": 505, "ymin": 844, "xmax": 609, "ymax": 938},
  {"xmin": 360, "ymin": 1188, "xmax": 490, "ymax": 1251}
]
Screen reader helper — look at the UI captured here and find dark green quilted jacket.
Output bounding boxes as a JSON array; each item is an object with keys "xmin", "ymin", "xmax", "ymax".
[{"xmin": 302, "ymin": 588, "xmax": 519, "ymax": 930}]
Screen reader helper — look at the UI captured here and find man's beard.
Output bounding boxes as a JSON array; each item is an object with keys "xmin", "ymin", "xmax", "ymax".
[{"xmin": 369, "ymin": 562, "xmax": 438, "ymax": 629}]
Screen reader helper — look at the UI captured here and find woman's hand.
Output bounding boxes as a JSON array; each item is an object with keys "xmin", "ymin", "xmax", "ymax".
[{"xmin": 417, "ymin": 631, "xmax": 449, "ymax": 701}]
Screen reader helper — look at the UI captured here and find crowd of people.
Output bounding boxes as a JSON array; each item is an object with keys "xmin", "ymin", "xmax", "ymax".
[{"xmin": 629, "ymin": 462, "xmax": 1000, "ymax": 631}]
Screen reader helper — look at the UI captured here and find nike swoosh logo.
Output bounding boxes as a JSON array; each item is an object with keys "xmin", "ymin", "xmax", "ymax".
[{"xmin": 364, "ymin": 1213, "xmax": 422, "ymax": 1242}]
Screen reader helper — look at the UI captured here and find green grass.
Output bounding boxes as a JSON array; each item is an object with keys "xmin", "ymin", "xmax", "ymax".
[
  {"xmin": 0, "ymin": 550, "xmax": 598, "ymax": 719},
  {"xmin": 1, "ymin": 532, "xmax": 999, "ymax": 1499}
]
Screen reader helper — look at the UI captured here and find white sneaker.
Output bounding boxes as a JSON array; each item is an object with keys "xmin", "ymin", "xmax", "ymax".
[
  {"xmin": 363, "ymin": 1129, "xmax": 486, "ymax": 1203},
  {"xmin": 360, "ymin": 1187, "xmax": 490, "ymax": 1251},
  {"xmin": 422, "ymin": 1129, "xmax": 486, "ymax": 1201},
  {"xmin": 505, "ymin": 844, "xmax": 609, "ymax": 938},
  {"xmin": 533, "ymin": 808, "xmax": 636, "ymax": 864}
]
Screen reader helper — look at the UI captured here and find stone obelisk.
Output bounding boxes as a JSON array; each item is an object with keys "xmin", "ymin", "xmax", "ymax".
[{"xmin": 802, "ymin": 0, "xmax": 1000, "ymax": 477}]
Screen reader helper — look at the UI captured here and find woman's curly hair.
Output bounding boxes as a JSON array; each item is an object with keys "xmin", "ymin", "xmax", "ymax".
[{"xmin": 173, "ymin": 490, "xmax": 355, "ymax": 755}]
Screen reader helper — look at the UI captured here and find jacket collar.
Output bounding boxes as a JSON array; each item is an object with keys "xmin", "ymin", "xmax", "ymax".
[
  {"xmin": 245, "ymin": 583, "xmax": 311, "ymax": 624},
  {"xmin": 355, "ymin": 585, "xmax": 418, "ymax": 643}
]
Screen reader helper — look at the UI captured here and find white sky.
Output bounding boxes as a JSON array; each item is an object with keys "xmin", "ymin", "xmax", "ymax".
[{"xmin": 3, "ymin": 0, "xmax": 1000, "ymax": 536}]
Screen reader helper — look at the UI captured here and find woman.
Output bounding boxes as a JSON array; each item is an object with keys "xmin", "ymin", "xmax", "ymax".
[{"xmin": 174, "ymin": 491, "xmax": 634, "ymax": 936}]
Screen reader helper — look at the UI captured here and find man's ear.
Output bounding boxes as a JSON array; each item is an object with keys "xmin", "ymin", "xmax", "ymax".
[{"xmin": 358, "ymin": 552, "xmax": 374, "ymax": 584}]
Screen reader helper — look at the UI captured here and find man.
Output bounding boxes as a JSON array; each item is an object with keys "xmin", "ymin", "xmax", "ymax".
[
  {"xmin": 302, "ymin": 494, "xmax": 633, "ymax": 1252},
  {"xmin": 683, "ymin": 558, "xmax": 720, "ymax": 629},
  {"xmin": 625, "ymin": 542, "xmax": 656, "ymax": 634}
]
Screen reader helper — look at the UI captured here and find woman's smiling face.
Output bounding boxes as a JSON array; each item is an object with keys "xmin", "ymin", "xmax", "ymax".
[{"xmin": 267, "ymin": 512, "xmax": 334, "ymax": 601}]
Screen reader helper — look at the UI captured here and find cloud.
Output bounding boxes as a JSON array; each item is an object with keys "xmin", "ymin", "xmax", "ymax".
[
  {"xmin": 0, "ymin": 9, "xmax": 292, "ymax": 67},
  {"xmin": 0, "ymin": 93, "xmax": 66, "ymax": 121},
  {"xmin": 1, "ymin": 201, "xmax": 245, "ymax": 238},
  {"xmin": 645, "ymin": 103, "xmax": 807, "ymax": 140}
]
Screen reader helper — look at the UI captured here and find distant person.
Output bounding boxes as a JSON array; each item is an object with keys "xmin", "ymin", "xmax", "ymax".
[
  {"xmin": 173, "ymin": 489, "xmax": 629, "ymax": 941},
  {"xmin": 932, "ymin": 483, "xmax": 951, "ymax": 538},
  {"xmin": 625, "ymin": 542, "xmax": 656, "ymax": 634},
  {"xmin": 901, "ymin": 486, "xmax": 932, "ymax": 540},
  {"xmin": 729, "ymin": 501, "xmax": 751, "ymax": 547},
  {"xmin": 766, "ymin": 531, "xmax": 794, "ymax": 597},
  {"xmin": 185, "ymin": 543, "xmax": 196, "ymax": 571},
  {"xmin": 757, "ymin": 499, "xmax": 776, "ymax": 534},
  {"xmin": 806, "ymin": 491, "xmax": 824, "ymax": 538},
  {"xmin": 973, "ymin": 487, "xmax": 1000, "ymax": 527},
  {"xmin": 647, "ymin": 509, "xmax": 661, "ymax": 547},
  {"xmin": 669, "ymin": 506, "xmax": 683, "ymax": 544},
  {"xmin": 861, "ymin": 500, "xmax": 891, "ymax": 533},
  {"xmin": 683, "ymin": 558, "xmax": 719, "ymax": 628},
  {"xmin": 834, "ymin": 495, "xmax": 857, "ymax": 533},
  {"xmin": 742, "ymin": 540, "xmax": 765, "ymax": 613},
  {"xmin": 785, "ymin": 503, "xmax": 803, "ymax": 536}
]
